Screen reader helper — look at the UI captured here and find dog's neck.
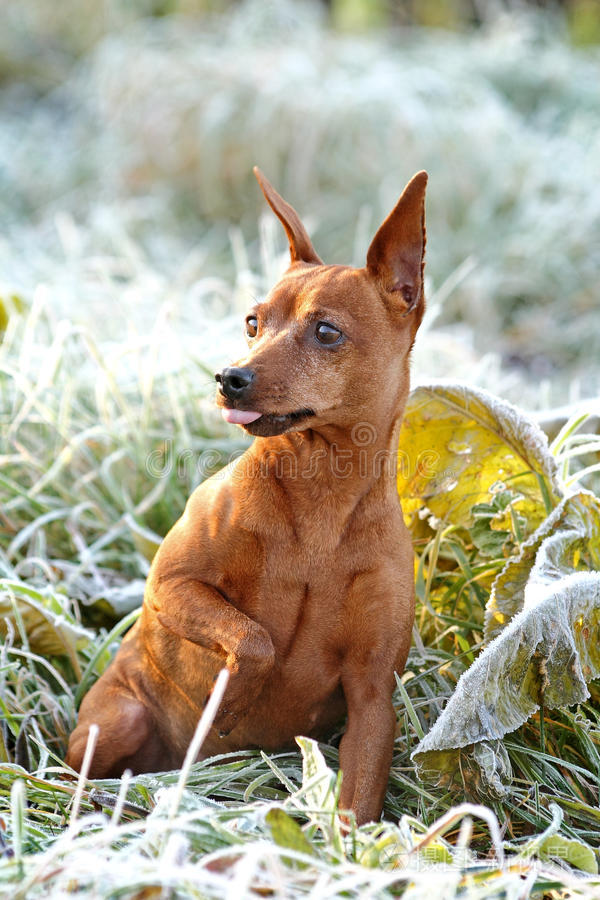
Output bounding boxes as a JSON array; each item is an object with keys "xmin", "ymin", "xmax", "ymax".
[{"xmin": 250, "ymin": 402, "xmax": 407, "ymax": 507}]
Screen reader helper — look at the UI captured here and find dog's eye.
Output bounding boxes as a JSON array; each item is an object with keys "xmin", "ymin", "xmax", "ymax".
[
  {"xmin": 245, "ymin": 316, "xmax": 258, "ymax": 338},
  {"xmin": 315, "ymin": 322, "xmax": 342, "ymax": 345}
]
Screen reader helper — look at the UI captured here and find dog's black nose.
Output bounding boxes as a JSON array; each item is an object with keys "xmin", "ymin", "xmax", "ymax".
[{"xmin": 216, "ymin": 366, "xmax": 255, "ymax": 401}]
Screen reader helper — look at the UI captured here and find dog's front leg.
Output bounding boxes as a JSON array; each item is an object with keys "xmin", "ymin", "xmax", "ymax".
[
  {"xmin": 150, "ymin": 578, "xmax": 275, "ymax": 735},
  {"xmin": 337, "ymin": 665, "xmax": 396, "ymax": 826}
]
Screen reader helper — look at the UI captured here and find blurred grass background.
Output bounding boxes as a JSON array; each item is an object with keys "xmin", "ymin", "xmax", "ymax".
[{"xmin": 1, "ymin": 0, "xmax": 599, "ymax": 407}]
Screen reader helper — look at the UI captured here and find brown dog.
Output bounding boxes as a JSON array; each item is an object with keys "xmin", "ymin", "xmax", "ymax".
[{"xmin": 67, "ymin": 167, "xmax": 427, "ymax": 825}]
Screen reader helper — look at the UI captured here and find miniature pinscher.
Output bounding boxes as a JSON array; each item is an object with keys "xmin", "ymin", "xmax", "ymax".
[{"xmin": 67, "ymin": 167, "xmax": 428, "ymax": 825}]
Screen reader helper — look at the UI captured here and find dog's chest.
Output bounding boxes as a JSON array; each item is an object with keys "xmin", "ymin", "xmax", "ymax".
[
  {"xmin": 209, "ymin": 473, "xmax": 407, "ymax": 661},
  {"xmin": 251, "ymin": 518, "xmax": 399, "ymax": 662}
]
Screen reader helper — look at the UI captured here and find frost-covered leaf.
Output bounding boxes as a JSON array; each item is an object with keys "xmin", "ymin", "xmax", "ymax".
[
  {"xmin": 0, "ymin": 580, "xmax": 93, "ymax": 658},
  {"xmin": 295, "ymin": 737, "xmax": 343, "ymax": 851},
  {"xmin": 412, "ymin": 492, "xmax": 600, "ymax": 796},
  {"xmin": 398, "ymin": 384, "xmax": 561, "ymax": 536},
  {"xmin": 296, "ymin": 737, "xmax": 337, "ymax": 814},
  {"xmin": 514, "ymin": 803, "xmax": 598, "ymax": 874},
  {"xmin": 410, "ymin": 740, "xmax": 512, "ymax": 800},
  {"xmin": 485, "ymin": 491, "xmax": 600, "ymax": 642},
  {"xmin": 93, "ymin": 578, "xmax": 146, "ymax": 617},
  {"xmin": 462, "ymin": 741, "xmax": 512, "ymax": 800}
]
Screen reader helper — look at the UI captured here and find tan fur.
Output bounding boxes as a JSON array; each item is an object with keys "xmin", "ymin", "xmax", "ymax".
[{"xmin": 67, "ymin": 168, "xmax": 428, "ymax": 825}]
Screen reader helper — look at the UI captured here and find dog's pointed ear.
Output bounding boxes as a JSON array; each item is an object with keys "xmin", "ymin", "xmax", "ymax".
[
  {"xmin": 366, "ymin": 171, "xmax": 427, "ymax": 314},
  {"xmin": 253, "ymin": 166, "xmax": 322, "ymax": 266}
]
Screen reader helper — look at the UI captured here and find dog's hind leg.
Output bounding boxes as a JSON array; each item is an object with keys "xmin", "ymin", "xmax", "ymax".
[{"xmin": 66, "ymin": 690, "xmax": 167, "ymax": 778}]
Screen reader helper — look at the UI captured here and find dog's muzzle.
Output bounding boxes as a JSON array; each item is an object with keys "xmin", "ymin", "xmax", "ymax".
[{"xmin": 215, "ymin": 367, "xmax": 255, "ymax": 402}]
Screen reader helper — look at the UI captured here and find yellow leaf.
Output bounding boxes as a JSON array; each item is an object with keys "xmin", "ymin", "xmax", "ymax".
[{"xmin": 398, "ymin": 384, "xmax": 561, "ymax": 535}]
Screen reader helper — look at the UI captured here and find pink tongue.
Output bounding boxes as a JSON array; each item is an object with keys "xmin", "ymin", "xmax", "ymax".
[{"xmin": 221, "ymin": 408, "xmax": 262, "ymax": 425}]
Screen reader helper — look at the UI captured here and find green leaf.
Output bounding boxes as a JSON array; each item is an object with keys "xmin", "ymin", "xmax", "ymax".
[
  {"xmin": 537, "ymin": 834, "xmax": 598, "ymax": 874},
  {"xmin": 515, "ymin": 803, "xmax": 598, "ymax": 874},
  {"xmin": 265, "ymin": 808, "xmax": 315, "ymax": 865},
  {"xmin": 471, "ymin": 517, "xmax": 510, "ymax": 559},
  {"xmin": 412, "ymin": 488, "xmax": 600, "ymax": 796},
  {"xmin": 470, "ymin": 489, "xmax": 525, "ymax": 558},
  {"xmin": 398, "ymin": 384, "xmax": 562, "ymax": 537}
]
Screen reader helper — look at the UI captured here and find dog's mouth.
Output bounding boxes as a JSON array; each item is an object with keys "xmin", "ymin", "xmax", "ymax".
[
  {"xmin": 221, "ymin": 406, "xmax": 315, "ymax": 436},
  {"xmin": 221, "ymin": 408, "xmax": 262, "ymax": 426}
]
